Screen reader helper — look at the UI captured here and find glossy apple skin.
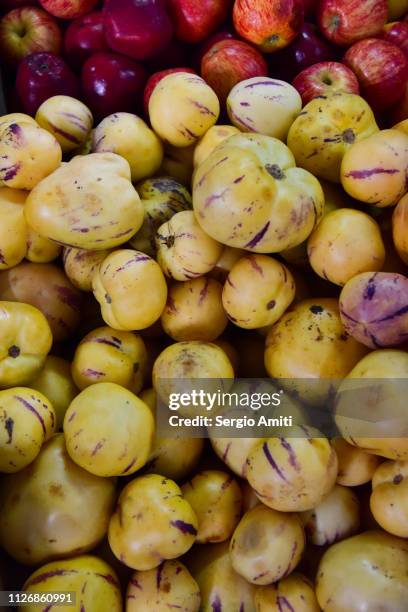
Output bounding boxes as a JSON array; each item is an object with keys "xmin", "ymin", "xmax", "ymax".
[
  {"xmin": 233, "ymin": 0, "xmax": 304, "ymax": 52},
  {"xmin": 103, "ymin": 0, "xmax": 173, "ymax": 61},
  {"xmin": 64, "ymin": 11, "xmax": 109, "ymax": 70},
  {"xmin": 344, "ymin": 38, "xmax": 408, "ymax": 111},
  {"xmin": 293, "ymin": 61, "xmax": 359, "ymax": 104},
  {"xmin": 39, "ymin": 0, "xmax": 98, "ymax": 19},
  {"xmin": 16, "ymin": 52, "xmax": 80, "ymax": 116},
  {"xmin": 0, "ymin": 7, "xmax": 62, "ymax": 66},
  {"xmin": 318, "ymin": 0, "xmax": 387, "ymax": 45},
  {"xmin": 201, "ymin": 39, "xmax": 268, "ymax": 103},
  {"xmin": 268, "ymin": 22, "xmax": 337, "ymax": 81},
  {"xmin": 82, "ymin": 51, "xmax": 147, "ymax": 120},
  {"xmin": 167, "ymin": 0, "xmax": 231, "ymax": 43},
  {"xmin": 191, "ymin": 27, "xmax": 235, "ymax": 70},
  {"xmin": 143, "ymin": 67, "xmax": 195, "ymax": 114},
  {"xmin": 382, "ymin": 21, "xmax": 408, "ymax": 58}
]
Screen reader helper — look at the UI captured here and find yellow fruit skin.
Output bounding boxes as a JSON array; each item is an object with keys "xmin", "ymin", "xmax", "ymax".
[
  {"xmin": 25, "ymin": 229, "xmax": 61, "ymax": 263},
  {"xmin": 187, "ymin": 541, "xmax": 256, "ymax": 611},
  {"xmin": 222, "ymin": 255, "xmax": 295, "ymax": 329},
  {"xmin": 287, "ymin": 92, "xmax": 378, "ymax": 183},
  {"xmin": 129, "ymin": 176, "xmax": 192, "ymax": 257},
  {"xmin": 159, "ymin": 142, "xmax": 195, "ymax": 186},
  {"xmin": 392, "ymin": 192, "xmax": 408, "ymax": 264},
  {"xmin": 307, "ymin": 208, "xmax": 385, "ymax": 285},
  {"xmin": 316, "ymin": 531, "xmax": 408, "ymax": 611},
  {"xmin": 25, "ymin": 153, "xmax": 143, "ymax": 250},
  {"xmin": 63, "ymin": 247, "xmax": 112, "ymax": 292},
  {"xmin": 36, "ymin": 95, "xmax": 93, "ymax": 153},
  {"xmin": 193, "ymin": 125, "xmax": 240, "ymax": 168},
  {"xmin": 332, "ymin": 438, "xmax": 381, "ymax": 487},
  {"xmin": 0, "ymin": 121, "xmax": 62, "ymax": 190},
  {"xmin": 0, "ymin": 187, "xmax": 27, "ymax": 270},
  {"xmin": 227, "ymin": 77, "xmax": 302, "ymax": 141},
  {"xmin": 161, "ymin": 277, "xmax": 228, "ymax": 341},
  {"xmin": 72, "ymin": 326, "xmax": 147, "ymax": 393},
  {"xmin": 193, "ymin": 133, "xmax": 324, "ymax": 253},
  {"xmin": 92, "ymin": 249, "xmax": 168, "ymax": 331},
  {"xmin": 393, "ymin": 118, "xmax": 408, "ymax": 135},
  {"xmin": 341, "ymin": 129, "xmax": 408, "ymax": 207},
  {"xmin": 0, "ymin": 434, "xmax": 115, "ymax": 565},
  {"xmin": 64, "ymin": 382, "xmax": 154, "ymax": 477},
  {"xmin": 141, "ymin": 387, "xmax": 204, "ymax": 481},
  {"xmin": 30, "ymin": 355, "xmax": 78, "ymax": 430},
  {"xmin": 335, "ymin": 350, "xmax": 408, "ymax": 460},
  {"xmin": 22, "ymin": 555, "xmax": 122, "ymax": 612},
  {"xmin": 181, "ymin": 470, "xmax": 242, "ymax": 544},
  {"xmin": 126, "ymin": 560, "xmax": 201, "ymax": 612},
  {"xmin": 254, "ymin": 573, "xmax": 320, "ymax": 611},
  {"xmin": 92, "ymin": 112, "xmax": 163, "ymax": 182},
  {"xmin": 370, "ymin": 460, "xmax": 408, "ymax": 538},
  {"xmin": 156, "ymin": 210, "xmax": 223, "ymax": 281},
  {"xmin": 149, "ymin": 73, "xmax": 220, "ymax": 147},
  {"xmin": 0, "ymin": 301, "xmax": 52, "ymax": 388},
  {"xmin": 108, "ymin": 474, "xmax": 198, "ymax": 570},
  {"xmin": 229, "ymin": 505, "xmax": 305, "ymax": 585},
  {"xmin": 0, "ymin": 387, "xmax": 56, "ymax": 473},
  {"xmin": 246, "ymin": 427, "xmax": 338, "ymax": 512}
]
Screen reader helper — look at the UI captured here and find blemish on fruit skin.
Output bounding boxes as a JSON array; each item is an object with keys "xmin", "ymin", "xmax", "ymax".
[
  {"xmin": 233, "ymin": 175, "xmax": 245, "ymax": 184},
  {"xmin": 211, "ymin": 595, "xmax": 222, "ymax": 611},
  {"xmin": 83, "ymin": 368, "xmax": 104, "ymax": 378},
  {"xmin": 4, "ymin": 417, "xmax": 13, "ymax": 444},
  {"xmin": 245, "ymin": 222, "xmax": 270, "ymax": 248},
  {"xmin": 263, "ymin": 442, "xmax": 287, "ymax": 482},
  {"xmin": 129, "ymin": 577, "xmax": 143, "ymax": 590},
  {"xmin": 170, "ymin": 520, "xmax": 197, "ymax": 535},
  {"xmin": 344, "ymin": 167, "xmax": 399, "ymax": 179},
  {"xmin": 14, "ymin": 396, "xmax": 46, "ymax": 435},
  {"xmin": 24, "ymin": 569, "xmax": 77, "ymax": 588},
  {"xmin": 309, "ymin": 305, "xmax": 324, "ymax": 314},
  {"xmin": 0, "ymin": 162, "xmax": 21, "ymax": 181}
]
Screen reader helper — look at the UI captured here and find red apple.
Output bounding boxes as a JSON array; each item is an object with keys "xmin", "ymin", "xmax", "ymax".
[
  {"xmin": 64, "ymin": 11, "xmax": 109, "ymax": 70},
  {"xmin": 1, "ymin": 0, "xmax": 37, "ymax": 12},
  {"xmin": 293, "ymin": 61, "xmax": 360, "ymax": 105},
  {"xmin": 344, "ymin": 38, "xmax": 408, "ymax": 111},
  {"xmin": 192, "ymin": 27, "xmax": 235, "ymax": 70},
  {"xmin": 201, "ymin": 39, "xmax": 268, "ymax": 103},
  {"xmin": 388, "ymin": 82, "xmax": 408, "ymax": 124},
  {"xmin": 146, "ymin": 38, "xmax": 191, "ymax": 72},
  {"xmin": 233, "ymin": 0, "xmax": 304, "ymax": 53},
  {"xmin": 0, "ymin": 7, "xmax": 62, "ymax": 66},
  {"xmin": 38, "ymin": 0, "xmax": 97, "ymax": 19},
  {"xmin": 268, "ymin": 23, "xmax": 337, "ymax": 81},
  {"xmin": 381, "ymin": 21, "xmax": 408, "ymax": 57},
  {"xmin": 16, "ymin": 52, "xmax": 80, "ymax": 116},
  {"xmin": 82, "ymin": 51, "xmax": 147, "ymax": 120},
  {"xmin": 318, "ymin": 0, "xmax": 387, "ymax": 46},
  {"xmin": 167, "ymin": 0, "xmax": 231, "ymax": 44},
  {"xmin": 303, "ymin": 0, "xmax": 318, "ymax": 19},
  {"xmin": 103, "ymin": 0, "xmax": 173, "ymax": 62},
  {"xmin": 143, "ymin": 67, "xmax": 196, "ymax": 114}
]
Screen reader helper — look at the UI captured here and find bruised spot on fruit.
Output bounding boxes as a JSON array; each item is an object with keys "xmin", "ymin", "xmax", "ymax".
[
  {"xmin": 265, "ymin": 164, "xmax": 285, "ymax": 180},
  {"xmin": 4, "ymin": 417, "xmax": 13, "ymax": 444},
  {"xmin": 8, "ymin": 345, "xmax": 20, "ymax": 358},
  {"xmin": 49, "ymin": 483, "xmax": 64, "ymax": 498},
  {"xmin": 393, "ymin": 474, "xmax": 403, "ymax": 484},
  {"xmin": 267, "ymin": 300, "xmax": 276, "ymax": 310},
  {"xmin": 105, "ymin": 293, "xmax": 112, "ymax": 304},
  {"xmin": 170, "ymin": 520, "xmax": 197, "ymax": 535}
]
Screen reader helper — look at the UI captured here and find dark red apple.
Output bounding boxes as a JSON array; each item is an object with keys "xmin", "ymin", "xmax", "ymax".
[
  {"xmin": 82, "ymin": 51, "xmax": 147, "ymax": 120},
  {"xmin": 344, "ymin": 38, "xmax": 408, "ymax": 111},
  {"xmin": 143, "ymin": 67, "xmax": 195, "ymax": 114},
  {"xmin": 64, "ymin": 11, "xmax": 109, "ymax": 70},
  {"xmin": 293, "ymin": 61, "xmax": 360, "ymax": 105},
  {"xmin": 103, "ymin": 0, "xmax": 173, "ymax": 61},
  {"xmin": 381, "ymin": 21, "xmax": 408, "ymax": 58},
  {"xmin": 303, "ymin": 0, "xmax": 318, "ymax": 19},
  {"xmin": 39, "ymin": 0, "xmax": 98, "ymax": 19},
  {"xmin": 318, "ymin": 0, "xmax": 387, "ymax": 46},
  {"xmin": 146, "ymin": 38, "xmax": 191, "ymax": 72},
  {"xmin": 16, "ymin": 52, "xmax": 80, "ymax": 116},
  {"xmin": 201, "ymin": 39, "xmax": 268, "ymax": 103},
  {"xmin": 1, "ymin": 0, "xmax": 37, "ymax": 12},
  {"xmin": 268, "ymin": 23, "xmax": 337, "ymax": 81},
  {"xmin": 0, "ymin": 7, "xmax": 62, "ymax": 66},
  {"xmin": 233, "ymin": 0, "xmax": 304, "ymax": 53},
  {"xmin": 388, "ymin": 82, "xmax": 408, "ymax": 124},
  {"xmin": 167, "ymin": 0, "xmax": 231, "ymax": 44}
]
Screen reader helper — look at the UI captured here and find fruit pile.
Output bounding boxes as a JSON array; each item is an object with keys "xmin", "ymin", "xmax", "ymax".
[{"xmin": 0, "ymin": 0, "xmax": 408, "ymax": 610}]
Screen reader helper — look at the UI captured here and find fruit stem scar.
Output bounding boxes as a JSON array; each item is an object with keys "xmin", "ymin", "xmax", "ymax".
[
  {"xmin": 8, "ymin": 345, "xmax": 20, "ymax": 358},
  {"xmin": 265, "ymin": 164, "xmax": 285, "ymax": 179}
]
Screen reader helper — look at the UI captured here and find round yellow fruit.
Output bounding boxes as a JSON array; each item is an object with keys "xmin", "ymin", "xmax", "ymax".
[
  {"xmin": 0, "ymin": 187, "xmax": 26, "ymax": 270},
  {"xmin": 36, "ymin": 95, "xmax": 93, "ymax": 153}
]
